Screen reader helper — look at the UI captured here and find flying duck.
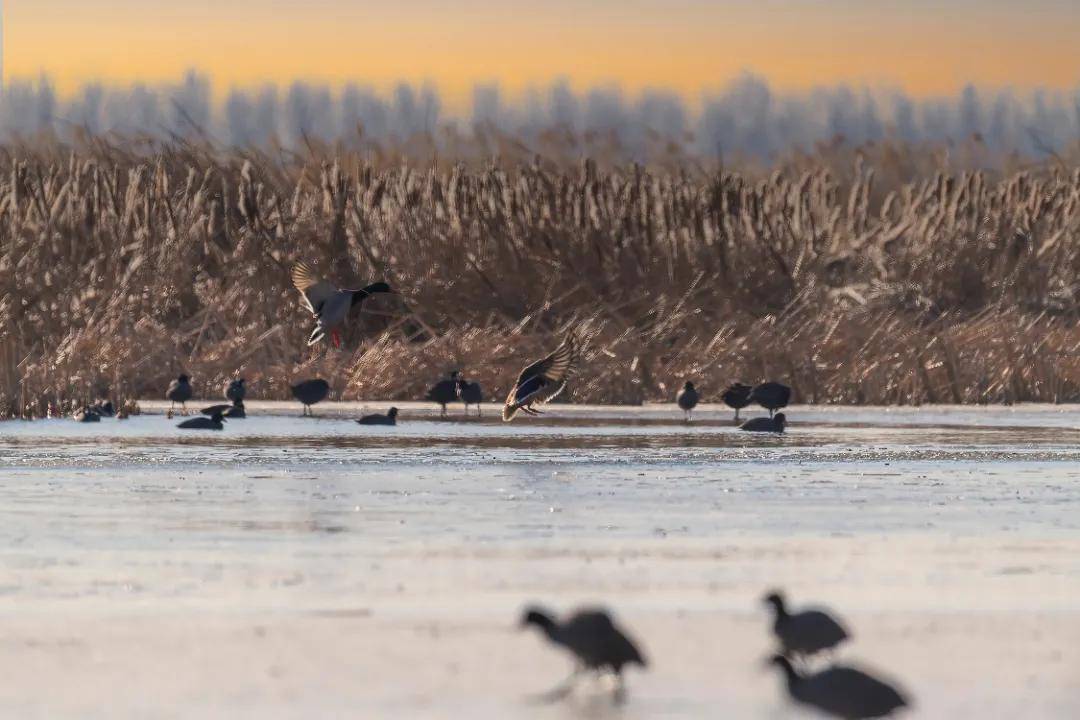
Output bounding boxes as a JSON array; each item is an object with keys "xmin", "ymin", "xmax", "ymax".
[
  {"xmin": 427, "ymin": 371, "xmax": 460, "ymax": 418},
  {"xmin": 291, "ymin": 261, "xmax": 394, "ymax": 348},
  {"xmin": 676, "ymin": 381, "xmax": 699, "ymax": 421},
  {"xmin": 201, "ymin": 402, "xmax": 245, "ymax": 419},
  {"xmin": 503, "ymin": 334, "xmax": 579, "ymax": 421},
  {"xmin": 291, "ymin": 378, "xmax": 330, "ymax": 416},
  {"xmin": 751, "ymin": 381, "xmax": 791, "ymax": 417},
  {"xmin": 225, "ymin": 378, "xmax": 246, "ymax": 403},
  {"xmin": 740, "ymin": 413, "xmax": 786, "ymax": 434},
  {"xmin": 763, "ymin": 591, "xmax": 850, "ymax": 660},
  {"xmin": 178, "ymin": 409, "xmax": 226, "ymax": 430},
  {"xmin": 356, "ymin": 407, "xmax": 398, "ymax": 426},
  {"xmin": 767, "ymin": 655, "xmax": 909, "ymax": 719},
  {"xmin": 521, "ymin": 605, "xmax": 647, "ymax": 703},
  {"xmin": 722, "ymin": 382, "xmax": 753, "ymax": 422},
  {"xmin": 458, "ymin": 376, "xmax": 484, "ymax": 417}
]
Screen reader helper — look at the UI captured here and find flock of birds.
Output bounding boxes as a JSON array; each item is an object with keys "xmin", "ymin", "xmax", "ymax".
[
  {"xmin": 524, "ymin": 590, "xmax": 909, "ymax": 718},
  {"xmin": 70, "ymin": 263, "xmax": 795, "ymax": 430}
]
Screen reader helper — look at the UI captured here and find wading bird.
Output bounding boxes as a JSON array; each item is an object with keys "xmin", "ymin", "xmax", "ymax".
[
  {"xmin": 166, "ymin": 374, "xmax": 193, "ymax": 415},
  {"xmin": 520, "ymin": 605, "xmax": 647, "ymax": 704},
  {"xmin": 178, "ymin": 409, "xmax": 226, "ymax": 430},
  {"xmin": 763, "ymin": 590, "xmax": 850, "ymax": 660},
  {"xmin": 458, "ymin": 376, "xmax": 484, "ymax": 417},
  {"xmin": 427, "ymin": 371, "xmax": 460, "ymax": 418},
  {"xmin": 767, "ymin": 655, "xmax": 909, "ymax": 719},
  {"xmin": 677, "ymin": 381, "xmax": 699, "ymax": 422},
  {"xmin": 740, "ymin": 413, "xmax": 787, "ymax": 434},
  {"xmin": 356, "ymin": 407, "xmax": 398, "ymax": 426},
  {"xmin": 291, "ymin": 261, "xmax": 394, "ymax": 348},
  {"xmin": 291, "ymin": 379, "xmax": 330, "ymax": 416},
  {"xmin": 722, "ymin": 382, "xmax": 753, "ymax": 422},
  {"xmin": 503, "ymin": 334, "xmax": 579, "ymax": 421},
  {"xmin": 751, "ymin": 381, "xmax": 791, "ymax": 418}
]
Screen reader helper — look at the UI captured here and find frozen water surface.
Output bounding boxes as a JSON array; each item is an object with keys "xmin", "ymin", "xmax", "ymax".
[{"xmin": 0, "ymin": 402, "xmax": 1078, "ymax": 718}]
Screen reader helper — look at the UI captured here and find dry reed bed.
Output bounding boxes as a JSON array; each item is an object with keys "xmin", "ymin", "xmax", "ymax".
[{"xmin": 1, "ymin": 142, "xmax": 1079, "ymax": 418}]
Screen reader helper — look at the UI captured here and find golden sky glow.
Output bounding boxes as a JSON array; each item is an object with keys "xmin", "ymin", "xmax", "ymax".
[{"xmin": 7, "ymin": 1, "xmax": 1080, "ymax": 107}]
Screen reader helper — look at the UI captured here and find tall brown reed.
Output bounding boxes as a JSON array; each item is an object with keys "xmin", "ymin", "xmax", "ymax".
[{"xmin": 1, "ymin": 139, "xmax": 1078, "ymax": 417}]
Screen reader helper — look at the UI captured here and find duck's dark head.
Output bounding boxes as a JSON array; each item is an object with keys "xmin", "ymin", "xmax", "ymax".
[
  {"xmin": 450, "ymin": 370, "xmax": 460, "ymax": 380},
  {"xmin": 684, "ymin": 381, "xmax": 695, "ymax": 391},
  {"xmin": 520, "ymin": 606, "xmax": 557, "ymax": 634},
  {"xmin": 765, "ymin": 654, "xmax": 799, "ymax": 681},
  {"xmin": 387, "ymin": 407, "xmax": 399, "ymax": 418},
  {"xmin": 762, "ymin": 591, "xmax": 787, "ymax": 616},
  {"xmin": 237, "ymin": 378, "xmax": 246, "ymax": 385},
  {"xmin": 178, "ymin": 374, "xmax": 190, "ymax": 382}
]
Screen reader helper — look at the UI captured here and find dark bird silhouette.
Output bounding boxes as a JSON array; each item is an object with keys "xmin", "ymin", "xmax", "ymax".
[
  {"xmin": 201, "ymin": 402, "xmax": 245, "ymax": 419},
  {"xmin": 225, "ymin": 400, "xmax": 245, "ymax": 418},
  {"xmin": 764, "ymin": 591, "xmax": 850, "ymax": 660},
  {"xmin": 178, "ymin": 410, "xmax": 225, "ymax": 430},
  {"xmin": 291, "ymin": 379, "xmax": 330, "ymax": 416},
  {"xmin": 751, "ymin": 381, "xmax": 791, "ymax": 417},
  {"xmin": 89, "ymin": 399, "xmax": 114, "ymax": 417},
  {"xmin": 427, "ymin": 371, "xmax": 460, "ymax": 418},
  {"xmin": 356, "ymin": 407, "xmax": 398, "ymax": 426},
  {"xmin": 767, "ymin": 655, "xmax": 909, "ymax": 719},
  {"xmin": 166, "ymin": 374, "xmax": 193, "ymax": 414},
  {"xmin": 676, "ymin": 381, "xmax": 699, "ymax": 422},
  {"xmin": 521, "ymin": 605, "xmax": 647, "ymax": 703},
  {"xmin": 225, "ymin": 378, "xmax": 246, "ymax": 403},
  {"xmin": 740, "ymin": 413, "xmax": 787, "ymax": 434},
  {"xmin": 291, "ymin": 261, "xmax": 394, "ymax": 348},
  {"xmin": 458, "ymin": 377, "xmax": 484, "ymax": 417},
  {"xmin": 74, "ymin": 407, "xmax": 101, "ymax": 423},
  {"xmin": 503, "ymin": 334, "xmax": 579, "ymax": 421},
  {"xmin": 722, "ymin": 382, "xmax": 753, "ymax": 422}
]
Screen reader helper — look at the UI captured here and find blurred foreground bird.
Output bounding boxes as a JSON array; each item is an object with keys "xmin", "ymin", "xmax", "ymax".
[
  {"xmin": 356, "ymin": 407, "xmax": 398, "ymax": 426},
  {"xmin": 763, "ymin": 590, "xmax": 850, "ymax": 660},
  {"xmin": 178, "ymin": 409, "xmax": 225, "ymax": 430},
  {"xmin": 767, "ymin": 655, "xmax": 909, "ymax": 719},
  {"xmin": 676, "ymin": 381, "xmax": 699, "ymax": 422},
  {"xmin": 291, "ymin": 261, "xmax": 394, "ymax": 348},
  {"xmin": 427, "ymin": 371, "xmax": 460, "ymax": 418},
  {"xmin": 503, "ymin": 334, "xmax": 579, "ymax": 421},
  {"xmin": 740, "ymin": 413, "xmax": 786, "ymax": 434},
  {"xmin": 751, "ymin": 381, "xmax": 791, "ymax": 418},
  {"xmin": 458, "ymin": 376, "xmax": 484, "ymax": 417},
  {"xmin": 291, "ymin": 379, "xmax": 330, "ymax": 416},
  {"xmin": 166, "ymin": 374, "xmax": 193, "ymax": 414},
  {"xmin": 225, "ymin": 378, "xmax": 246, "ymax": 403},
  {"xmin": 520, "ymin": 605, "xmax": 647, "ymax": 704},
  {"xmin": 722, "ymin": 382, "xmax": 753, "ymax": 422}
]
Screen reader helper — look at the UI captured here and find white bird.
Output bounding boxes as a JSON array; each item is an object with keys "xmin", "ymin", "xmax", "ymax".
[{"xmin": 291, "ymin": 262, "xmax": 394, "ymax": 348}]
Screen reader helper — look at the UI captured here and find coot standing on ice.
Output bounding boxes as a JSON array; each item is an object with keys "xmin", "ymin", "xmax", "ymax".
[
  {"xmin": 291, "ymin": 379, "xmax": 330, "ymax": 416},
  {"xmin": 676, "ymin": 381, "xmax": 699, "ymax": 422},
  {"xmin": 520, "ymin": 605, "xmax": 647, "ymax": 703},
  {"xmin": 427, "ymin": 371, "xmax": 460, "ymax": 418},
  {"xmin": 722, "ymin": 382, "xmax": 753, "ymax": 422},
  {"xmin": 166, "ymin": 374, "xmax": 193, "ymax": 415},
  {"xmin": 751, "ymin": 381, "xmax": 791, "ymax": 417},
  {"xmin": 458, "ymin": 376, "xmax": 484, "ymax": 417}
]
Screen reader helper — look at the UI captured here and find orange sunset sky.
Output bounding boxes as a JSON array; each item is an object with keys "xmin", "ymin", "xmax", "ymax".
[{"xmin": 6, "ymin": 1, "xmax": 1080, "ymax": 108}]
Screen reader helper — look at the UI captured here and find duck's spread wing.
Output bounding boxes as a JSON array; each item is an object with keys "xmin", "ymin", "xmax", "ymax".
[
  {"xmin": 291, "ymin": 262, "xmax": 339, "ymax": 316},
  {"xmin": 506, "ymin": 335, "xmax": 579, "ymax": 407}
]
